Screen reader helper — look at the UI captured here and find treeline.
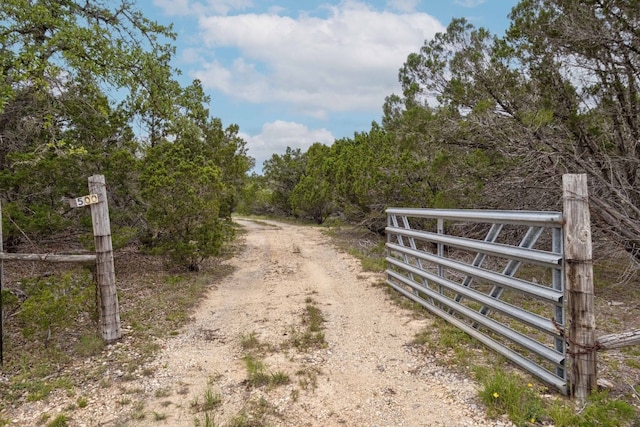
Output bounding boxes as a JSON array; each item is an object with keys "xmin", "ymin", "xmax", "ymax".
[
  {"xmin": 241, "ymin": 0, "xmax": 640, "ymax": 263},
  {"xmin": 3, "ymin": 0, "xmax": 640, "ymax": 269},
  {"xmin": 0, "ymin": 1, "xmax": 253, "ymax": 270}
]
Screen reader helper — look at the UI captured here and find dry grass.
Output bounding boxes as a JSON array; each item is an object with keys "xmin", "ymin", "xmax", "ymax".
[{"xmin": 0, "ymin": 235, "xmax": 243, "ymax": 421}]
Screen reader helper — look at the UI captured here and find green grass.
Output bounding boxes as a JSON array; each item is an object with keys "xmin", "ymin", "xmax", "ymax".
[
  {"xmin": 547, "ymin": 391, "xmax": 637, "ymax": 427},
  {"xmin": 76, "ymin": 396, "xmax": 88, "ymax": 408},
  {"xmin": 193, "ymin": 411, "xmax": 216, "ymax": 427},
  {"xmin": 1, "ymin": 251, "xmax": 238, "ymax": 414},
  {"xmin": 475, "ymin": 366, "xmax": 545, "ymax": 426},
  {"xmin": 243, "ymin": 354, "xmax": 290, "ymax": 388},
  {"xmin": 154, "ymin": 387, "xmax": 171, "ymax": 398},
  {"xmin": 303, "ymin": 303, "xmax": 325, "ymax": 332},
  {"xmin": 239, "ymin": 331, "xmax": 272, "ymax": 353},
  {"xmin": 229, "ymin": 397, "xmax": 278, "ymax": 427},
  {"xmin": 46, "ymin": 414, "xmax": 69, "ymax": 427},
  {"xmin": 73, "ymin": 333, "xmax": 105, "ymax": 357},
  {"xmin": 202, "ymin": 388, "xmax": 222, "ymax": 412},
  {"xmin": 287, "ymin": 301, "xmax": 327, "ymax": 351},
  {"xmin": 322, "ymin": 227, "xmax": 387, "ymax": 272}
]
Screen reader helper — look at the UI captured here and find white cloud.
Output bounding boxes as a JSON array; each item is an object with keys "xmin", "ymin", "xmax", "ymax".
[
  {"xmin": 152, "ymin": 0, "xmax": 253, "ymax": 16},
  {"xmin": 241, "ymin": 120, "xmax": 334, "ymax": 172},
  {"xmin": 191, "ymin": 1, "xmax": 445, "ymax": 119},
  {"xmin": 179, "ymin": 47, "xmax": 203, "ymax": 64},
  {"xmin": 386, "ymin": 0, "xmax": 420, "ymax": 13},
  {"xmin": 453, "ymin": 0, "xmax": 486, "ymax": 7},
  {"xmin": 152, "ymin": 0, "xmax": 189, "ymax": 16}
]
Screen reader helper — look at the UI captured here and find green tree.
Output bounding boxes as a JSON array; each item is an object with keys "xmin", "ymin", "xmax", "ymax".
[
  {"xmin": 236, "ymin": 173, "xmax": 272, "ymax": 216},
  {"xmin": 289, "ymin": 143, "xmax": 333, "ymax": 223},
  {"xmin": 140, "ymin": 136, "xmax": 229, "ymax": 271},
  {"xmin": 392, "ymin": 3, "xmax": 640, "ymax": 260},
  {"xmin": 263, "ymin": 147, "xmax": 307, "ymax": 216},
  {"xmin": 0, "ymin": 1, "xmax": 251, "ymax": 267},
  {"xmin": 139, "ymin": 79, "xmax": 253, "ymax": 270},
  {"xmin": 507, "ymin": 0, "xmax": 640, "ymax": 258},
  {"xmin": 0, "ymin": 0, "xmax": 175, "ymax": 248}
]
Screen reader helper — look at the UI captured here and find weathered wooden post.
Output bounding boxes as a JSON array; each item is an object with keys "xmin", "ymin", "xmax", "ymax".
[
  {"xmin": 88, "ymin": 175, "xmax": 122, "ymax": 343},
  {"xmin": 0, "ymin": 200, "xmax": 4, "ymax": 365},
  {"xmin": 562, "ymin": 174, "xmax": 597, "ymax": 402}
]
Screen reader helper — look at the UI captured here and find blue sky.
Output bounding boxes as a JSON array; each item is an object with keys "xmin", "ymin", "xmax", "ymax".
[{"xmin": 145, "ymin": 0, "xmax": 520, "ymax": 172}]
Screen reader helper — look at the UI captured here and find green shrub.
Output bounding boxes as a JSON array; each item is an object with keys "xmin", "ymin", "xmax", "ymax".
[{"xmin": 17, "ymin": 272, "xmax": 95, "ymax": 343}]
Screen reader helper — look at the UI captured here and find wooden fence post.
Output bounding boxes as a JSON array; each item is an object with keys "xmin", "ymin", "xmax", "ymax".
[
  {"xmin": 88, "ymin": 175, "xmax": 122, "ymax": 343},
  {"xmin": 563, "ymin": 174, "xmax": 597, "ymax": 402},
  {"xmin": 0, "ymin": 200, "xmax": 4, "ymax": 365}
]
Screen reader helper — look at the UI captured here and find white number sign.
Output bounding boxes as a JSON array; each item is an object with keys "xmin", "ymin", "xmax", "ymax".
[{"xmin": 70, "ymin": 194, "xmax": 99, "ymax": 208}]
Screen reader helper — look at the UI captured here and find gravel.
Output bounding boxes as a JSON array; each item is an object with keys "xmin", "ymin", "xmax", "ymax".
[{"xmin": 6, "ymin": 219, "xmax": 514, "ymax": 426}]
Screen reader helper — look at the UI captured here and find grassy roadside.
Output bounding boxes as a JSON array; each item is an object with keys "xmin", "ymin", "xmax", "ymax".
[
  {"xmin": 322, "ymin": 221, "xmax": 640, "ymax": 427},
  {"xmin": 0, "ymin": 231, "xmax": 243, "ymax": 425},
  {"xmin": 2, "ymin": 217, "xmax": 639, "ymax": 426}
]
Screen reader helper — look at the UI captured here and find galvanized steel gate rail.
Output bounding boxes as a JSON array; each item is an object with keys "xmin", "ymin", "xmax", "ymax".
[{"xmin": 385, "ymin": 208, "xmax": 567, "ymax": 394}]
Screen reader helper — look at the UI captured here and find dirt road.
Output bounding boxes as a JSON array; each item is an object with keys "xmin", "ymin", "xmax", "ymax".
[
  {"xmin": 14, "ymin": 219, "xmax": 510, "ymax": 426},
  {"xmin": 125, "ymin": 219, "xmax": 508, "ymax": 427}
]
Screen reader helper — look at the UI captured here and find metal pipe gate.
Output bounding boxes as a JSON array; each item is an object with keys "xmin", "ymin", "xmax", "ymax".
[{"xmin": 385, "ymin": 208, "xmax": 567, "ymax": 394}]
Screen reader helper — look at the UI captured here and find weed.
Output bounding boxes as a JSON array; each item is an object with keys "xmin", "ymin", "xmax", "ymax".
[
  {"xmin": 625, "ymin": 358, "xmax": 640, "ymax": 370},
  {"xmin": 296, "ymin": 367, "xmax": 320, "ymax": 390},
  {"xmin": 547, "ymin": 391, "xmax": 637, "ymax": 427},
  {"xmin": 243, "ymin": 354, "xmax": 290, "ymax": 388},
  {"xmin": 475, "ymin": 367, "xmax": 544, "ymax": 425},
  {"xmin": 193, "ymin": 411, "xmax": 216, "ymax": 427},
  {"xmin": 202, "ymin": 388, "xmax": 222, "ymax": 411},
  {"xmin": 412, "ymin": 329, "xmax": 433, "ymax": 347},
  {"xmin": 578, "ymin": 391, "xmax": 637, "ymax": 427},
  {"xmin": 287, "ymin": 301, "xmax": 327, "ymax": 351},
  {"xmin": 240, "ymin": 332, "xmax": 261, "ymax": 351},
  {"xmin": 269, "ymin": 371, "xmax": 290, "ymax": 386},
  {"xmin": 244, "ymin": 354, "xmax": 270, "ymax": 387},
  {"xmin": 46, "ymin": 414, "xmax": 69, "ymax": 427},
  {"xmin": 132, "ymin": 401, "xmax": 146, "ymax": 420},
  {"xmin": 17, "ymin": 272, "xmax": 95, "ymax": 344},
  {"xmin": 323, "ymin": 227, "xmax": 387, "ymax": 272},
  {"xmin": 207, "ymin": 373, "xmax": 222, "ymax": 385},
  {"xmin": 76, "ymin": 396, "xmax": 88, "ymax": 408},
  {"xmin": 2, "ymin": 240, "xmax": 237, "ymax": 419},
  {"xmin": 154, "ymin": 387, "xmax": 172, "ymax": 398},
  {"xmin": 437, "ymin": 322, "xmax": 472, "ymax": 349},
  {"xmin": 228, "ymin": 411, "xmax": 250, "ymax": 427},
  {"xmin": 118, "ymin": 397, "xmax": 132, "ymax": 406},
  {"xmin": 141, "ymin": 366, "xmax": 155, "ymax": 377},
  {"xmin": 190, "ymin": 396, "xmax": 200, "ymax": 409},
  {"xmin": 11, "ymin": 374, "xmax": 74, "ymax": 402},
  {"xmin": 547, "ymin": 400, "xmax": 579, "ymax": 427},
  {"xmin": 304, "ymin": 304, "xmax": 324, "ymax": 332},
  {"xmin": 229, "ymin": 397, "xmax": 278, "ymax": 427},
  {"xmin": 73, "ymin": 333, "xmax": 104, "ymax": 357},
  {"xmin": 153, "ymin": 412, "xmax": 167, "ymax": 421},
  {"xmin": 292, "ymin": 330, "xmax": 326, "ymax": 350}
]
